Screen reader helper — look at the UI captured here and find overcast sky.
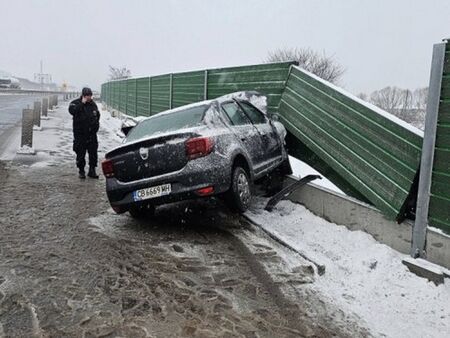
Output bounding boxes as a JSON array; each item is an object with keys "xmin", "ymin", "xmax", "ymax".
[{"xmin": 1, "ymin": 0, "xmax": 449, "ymax": 93}]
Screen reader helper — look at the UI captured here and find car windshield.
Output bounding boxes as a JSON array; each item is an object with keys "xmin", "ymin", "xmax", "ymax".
[{"xmin": 126, "ymin": 105, "xmax": 208, "ymax": 142}]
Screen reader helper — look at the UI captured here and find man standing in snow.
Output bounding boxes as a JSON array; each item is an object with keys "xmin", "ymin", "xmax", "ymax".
[{"xmin": 68, "ymin": 87, "xmax": 100, "ymax": 179}]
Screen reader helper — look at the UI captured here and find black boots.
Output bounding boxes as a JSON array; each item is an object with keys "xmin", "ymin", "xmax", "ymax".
[
  {"xmin": 87, "ymin": 167, "xmax": 99, "ymax": 179},
  {"xmin": 78, "ymin": 167, "xmax": 98, "ymax": 179},
  {"xmin": 79, "ymin": 170, "xmax": 86, "ymax": 179}
]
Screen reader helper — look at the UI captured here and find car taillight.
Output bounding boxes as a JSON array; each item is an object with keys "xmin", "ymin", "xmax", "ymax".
[
  {"xmin": 196, "ymin": 186, "xmax": 214, "ymax": 196},
  {"xmin": 185, "ymin": 137, "xmax": 214, "ymax": 160},
  {"xmin": 102, "ymin": 159, "xmax": 114, "ymax": 178}
]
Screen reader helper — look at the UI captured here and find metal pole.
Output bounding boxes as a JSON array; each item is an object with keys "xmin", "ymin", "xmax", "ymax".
[
  {"xmin": 411, "ymin": 42, "xmax": 446, "ymax": 258},
  {"xmin": 20, "ymin": 108, "xmax": 34, "ymax": 149},
  {"xmin": 204, "ymin": 70, "xmax": 208, "ymax": 100},
  {"xmin": 169, "ymin": 73, "xmax": 173, "ymax": 109},
  {"xmin": 33, "ymin": 100, "xmax": 41, "ymax": 128},
  {"xmin": 135, "ymin": 78, "xmax": 138, "ymax": 117},
  {"xmin": 42, "ymin": 98, "xmax": 48, "ymax": 118},
  {"xmin": 149, "ymin": 77, "xmax": 152, "ymax": 116}
]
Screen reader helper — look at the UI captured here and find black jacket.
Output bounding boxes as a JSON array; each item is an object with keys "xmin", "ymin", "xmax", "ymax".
[{"xmin": 69, "ymin": 98, "xmax": 100, "ymax": 135}]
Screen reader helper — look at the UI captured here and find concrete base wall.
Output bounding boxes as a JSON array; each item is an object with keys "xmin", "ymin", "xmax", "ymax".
[{"xmin": 285, "ymin": 176, "xmax": 450, "ymax": 269}]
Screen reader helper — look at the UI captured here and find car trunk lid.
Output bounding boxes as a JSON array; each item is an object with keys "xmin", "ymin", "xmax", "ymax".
[{"xmin": 107, "ymin": 131, "xmax": 198, "ymax": 182}]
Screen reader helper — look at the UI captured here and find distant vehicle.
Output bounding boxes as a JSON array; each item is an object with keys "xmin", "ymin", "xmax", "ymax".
[
  {"xmin": 102, "ymin": 91, "xmax": 292, "ymax": 218},
  {"xmin": 0, "ymin": 77, "xmax": 20, "ymax": 89}
]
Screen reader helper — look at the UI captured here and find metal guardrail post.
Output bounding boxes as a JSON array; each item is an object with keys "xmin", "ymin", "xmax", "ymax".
[
  {"xmin": 33, "ymin": 100, "xmax": 41, "ymax": 128},
  {"xmin": 204, "ymin": 70, "xmax": 208, "ymax": 100},
  {"xmin": 149, "ymin": 77, "xmax": 152, "ymax": 116},
  {"xmin": 411, "ymin": 42, "xmax": 446, "ymax": 258},
  {"xmin": 42, "ymin": 98, "xmax": 48, "ymax": 118},
  {"xmin": 169, "ymin": 73, "xmax": 173, "ymax": 109},
  {"xmin": 54, "ymin": 94, "xmax": 58, "ymax": 107},
  {"xmin": 20, "ymin": 108, "xmax": 34, "ymax": 149},
  {"xmin": 135, "ymin": 78, "xmax": 138, "ymax": 117}
]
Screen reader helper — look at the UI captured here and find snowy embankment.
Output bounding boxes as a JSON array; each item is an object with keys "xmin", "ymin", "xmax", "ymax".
[{"xmin": 246, "ymin": 198, "xmax": 450, "ymax": 338}]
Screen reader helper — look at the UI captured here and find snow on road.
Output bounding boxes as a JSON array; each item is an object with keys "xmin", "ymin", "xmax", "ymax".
[
  {"xmin": 4, "ymin": 101, "xmax": 446, "ymax": 337},
  {"xmin": 246, "ymin": 197, "xmax": 450, "ymax": 338}
]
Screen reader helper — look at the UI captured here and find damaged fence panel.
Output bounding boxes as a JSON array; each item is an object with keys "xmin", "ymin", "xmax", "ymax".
[{"xmin": 278, "ymin": 66, "xmax": 424, "ymax": 220}]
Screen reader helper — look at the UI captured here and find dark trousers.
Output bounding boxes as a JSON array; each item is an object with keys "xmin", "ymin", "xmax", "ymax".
[{"xmin": 73, "ymin": 134, "xmax": 98, "ymax": 171}]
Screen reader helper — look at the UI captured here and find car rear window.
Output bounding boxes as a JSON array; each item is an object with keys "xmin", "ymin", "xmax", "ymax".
[{"xmin": 126, "ymin": 105, "xmax": 208, "ymax": 142}]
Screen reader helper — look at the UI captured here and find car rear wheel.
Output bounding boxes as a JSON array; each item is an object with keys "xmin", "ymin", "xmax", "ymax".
[
  {"xmin": 226, "ymin": 166, "xmax": 251, "ymax": 212},
  {"xmin": 129, "ymin": 204, "xmax": 155, "ymax": 219}
]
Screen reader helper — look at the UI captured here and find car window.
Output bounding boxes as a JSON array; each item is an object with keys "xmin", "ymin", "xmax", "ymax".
[
  {"xmin": 238, "ymin": 101, "xmax": 267, "ymax": 124},
  {"xmin": 221, "ymin": 102, "xmax": 251, "ymax": 126},
  {"xmin": 126, "ymin": 105, "xmax": 207, "ymax": 142}
]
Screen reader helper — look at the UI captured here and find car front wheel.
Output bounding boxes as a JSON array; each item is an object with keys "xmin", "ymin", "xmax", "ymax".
[{"xmin": 226, "ymin": 166, "xmax": 252, "ymax": 212}]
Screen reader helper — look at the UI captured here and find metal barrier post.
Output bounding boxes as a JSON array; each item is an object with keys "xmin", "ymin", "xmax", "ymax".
[
  {"xmin": 169, "ymin": 73, "xmax": 173, "ymax": 109},
  {"xmin": 42, "ymin": 97, "xmax": 48, "ymax": 118},
  {"xmin": 33, "ymin": 100, "xmax": 41, "ymax": 129},
  {"xmin": 19, "ymin": 108, "xmax": 34, "ymax": 151},
  {"xmin": 55, "ymin": 94, "xmax": 58, "ymax": 107},
  {"xmin": 204, "ymin": 70, "xmax": 208, "ymax": 100},
  {"xmin": 412, "ymin": 42, "xmax": 446, "ymax": 258}
]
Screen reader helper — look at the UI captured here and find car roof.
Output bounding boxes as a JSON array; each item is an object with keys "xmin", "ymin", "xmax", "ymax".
[{"xmin": 137, "ymin": 91, "xmax": 265, "ymax": 123}]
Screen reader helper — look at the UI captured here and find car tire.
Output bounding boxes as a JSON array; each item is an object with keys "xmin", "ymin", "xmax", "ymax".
[
  {"xmin": 129, "ymin": 204, "xmax": 155, "ymax": 219},
  {"xmin": 226, "ymin": 166, "xmax": 252, "ymax": 212}
]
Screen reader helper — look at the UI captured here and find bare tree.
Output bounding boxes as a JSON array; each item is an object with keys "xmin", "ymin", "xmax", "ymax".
[
  {"xmin": 400, "ymin": 89, "xmax": 413, "ymax": 114},
  {"xmin": 265, "ymin": 48, "xmax": 345, "ymax": 84},
  {"xmin": 369, "ymin": 86, "xmax": 428, "ymax": 129},
  {"xmin": 369, "ymin": 86, "xmax": 404, "ymax": 114},
  {"xmin": 413, "ymin": 87, "xmax": 428, "ymax": 112},
  {"xmin": 357, "ymin": 92, "xmax": 368, "ymax": 101},
  {"xmin": 109, "ymin": 66, "xmax": 131, "ymax": 80}
]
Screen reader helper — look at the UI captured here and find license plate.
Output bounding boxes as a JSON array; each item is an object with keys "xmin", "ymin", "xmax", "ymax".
[{"xmin": 133, "ymin": 183, "xmax": 171, "ymax": 201}]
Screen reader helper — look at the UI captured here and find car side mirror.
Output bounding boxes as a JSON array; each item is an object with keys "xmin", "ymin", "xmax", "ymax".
[{"xmin": 269, "ymin": 113, "xmax": 280, "ymax": 122}]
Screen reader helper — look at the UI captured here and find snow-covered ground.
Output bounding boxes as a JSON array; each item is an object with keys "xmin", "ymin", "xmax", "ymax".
[
  {"xmin": 289, "ymin": 155, "xmax": 344, "ymax": 194},
  {"xmin": 99, "ymin": 106, "xmax": 449, "ymax": 337},
  {"xmin": 246, "ymin": 198, "xmax": 450, "ymax": 338},
  {"xmin": 3, "ymin": 102, "xmax": 447, "ymax": 337}
]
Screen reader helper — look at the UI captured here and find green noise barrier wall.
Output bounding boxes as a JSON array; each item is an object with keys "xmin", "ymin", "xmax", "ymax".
[
  {"xmin": 101, "ymin": 61, "xmax": 295, "ymax": 117},
  {"xmin": 429, "ymin": 41, "xmax": 450, "ymax": 232}
]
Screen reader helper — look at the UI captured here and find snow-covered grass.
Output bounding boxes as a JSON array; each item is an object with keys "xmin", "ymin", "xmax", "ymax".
[{"xmin": 246, "ymin": 198, "xmax": 450, "ymax": 338}]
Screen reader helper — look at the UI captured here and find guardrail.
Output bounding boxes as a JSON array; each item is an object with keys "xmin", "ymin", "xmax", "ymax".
[
  {"xmin": 0, "ymin": 88, "xmax": 79, "ymax": 95},
  {"xmin": 101, "ymin": 40, "xmax": 450, "ymax": 256}
]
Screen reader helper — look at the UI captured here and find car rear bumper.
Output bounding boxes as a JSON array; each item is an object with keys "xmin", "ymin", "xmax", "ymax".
[{"xmin": 105, "ymin": 153, "xmax": 231, "ymax": 211}]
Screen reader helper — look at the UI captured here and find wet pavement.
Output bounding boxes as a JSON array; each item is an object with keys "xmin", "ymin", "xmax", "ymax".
[
  {"xmin": 0, "ymin": 101, "xmax": 370, "ymax": 337},
  {"xmin": 0, "ymin": 161, "xmax": 372, "ymax": 338}
]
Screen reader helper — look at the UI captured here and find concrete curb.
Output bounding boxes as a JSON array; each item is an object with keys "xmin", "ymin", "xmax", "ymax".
[{"xmin": 284, "ymin": 176, "xmax": 450, "ymax": 270}]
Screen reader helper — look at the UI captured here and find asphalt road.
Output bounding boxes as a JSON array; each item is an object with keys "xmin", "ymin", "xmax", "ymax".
[{"xmin": 0, "ymin": 94, "xmax": 48, "ymax": 135}]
